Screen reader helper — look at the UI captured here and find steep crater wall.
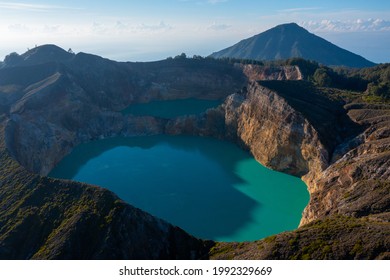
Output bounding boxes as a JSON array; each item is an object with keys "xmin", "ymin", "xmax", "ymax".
[{"xmin": 166, "ymin": 82, "xmax": 329, "ymax": 180}]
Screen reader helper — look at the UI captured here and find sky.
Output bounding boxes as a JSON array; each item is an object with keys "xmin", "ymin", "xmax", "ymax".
[{"xmin": 0, "ymin": 0, "xmax": 389, "ymax": 63}]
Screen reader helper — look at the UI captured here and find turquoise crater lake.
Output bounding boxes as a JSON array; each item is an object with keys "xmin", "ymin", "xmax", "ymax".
[
  {"xmin": 49, "ymin": 135, "xmax": 309, "ymax": 242},
  {"xmin": 122, "ymin": 98, "xmax": 222, "ymax": 118}
]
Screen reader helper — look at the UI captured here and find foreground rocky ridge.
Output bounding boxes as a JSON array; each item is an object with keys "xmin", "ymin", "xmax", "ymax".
[
  {"xmin": 0, "ymin": 45, "xmax": 389, "ymax": 259},
  {"xmin": 210, "ymin": 215, "xmax": 390, "ymax": 259}
]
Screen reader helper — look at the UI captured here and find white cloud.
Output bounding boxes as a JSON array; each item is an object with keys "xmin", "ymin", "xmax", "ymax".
[
  {"xmin": 177, "ymin": 0, "xmax": 228, "ymax": 5},
  {"xmin": 86, "ymin": 21, "xmax": 174, "ymax": 37},
  {"xmin": 208, "ymin": 0, "xmax": 228, "ymax": 4},
  {"xmin": 279, "ymin": 7, "xmax": 321, "ymax": 13},
  {"xmin": 301, "ymin": 18, "xmax": 390, "ymax": 32},
  {"xmin": 8, "ymin": 23, "xmax": 30, "ymax": 33},
  {"xmin": 0, "ymin": 1, "xmax": 80, "ymax": 12},
  {"xmin": 207, "ymin": 22, "xmax": 231, "ymax": 31},
  {"xmin": 91, "ymin": 22, "xmax": 109, "ymax": 34},
  {"xmin": 42, "ymin": 25, "xmax": 60, "ymax": 33},
  {"xmin": 137, "ymin": 21, "xmax": 173, "ymax": 32}
]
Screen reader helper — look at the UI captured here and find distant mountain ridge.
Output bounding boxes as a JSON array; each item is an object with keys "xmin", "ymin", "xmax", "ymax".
[{"xmin": 210, "ymin": 23, "xmax": 375, "ymax": 68}]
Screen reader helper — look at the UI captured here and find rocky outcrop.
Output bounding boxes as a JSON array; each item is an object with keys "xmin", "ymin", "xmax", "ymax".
[
  {"xmin": 224, "ymin": 83, "xmax": 327, "ymax": 178},
  {"xmin": 300, "ymin": 103, "xmax": 390, "ymax": 225},
  {"xmin": 239, "ymin": 64, "xmax": 303, "ymax": 81}
]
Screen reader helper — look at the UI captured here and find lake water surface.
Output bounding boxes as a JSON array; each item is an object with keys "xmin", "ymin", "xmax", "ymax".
[
  {"xmin": 122, "ymin": 98, "xmax": 222, "ymax": 118},
  {"xmin": 49, "ymin": 135, "xmax": 309, "ymax": 242}
]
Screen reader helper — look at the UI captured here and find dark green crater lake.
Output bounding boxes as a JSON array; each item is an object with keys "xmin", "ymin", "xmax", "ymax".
[
  {"xmin": 49, "ymin": 135, "xmax": 309, "ymax": 242},
  {"xmin": 122, "ymin": 98, "xmax": 222, "ymax": 118}
]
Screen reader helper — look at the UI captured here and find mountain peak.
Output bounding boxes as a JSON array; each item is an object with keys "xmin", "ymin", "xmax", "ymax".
[
  {"xmin": 275, "ymin": 22, "xmax": 301, "ymax": 29},
  {"xmin": 25, "ymin": 44, "xmax": 70, "ymax": 55},
  {"xmin": 277, "ymin": 22, "xmax": 309, "ymax": 32},
  {"xmin": 210, "ymin": 23, "xmax": 375, "ymax": 68},
  {"xmin": 3, "ymin": 44, "xmax": 75, "ymax": 68}
]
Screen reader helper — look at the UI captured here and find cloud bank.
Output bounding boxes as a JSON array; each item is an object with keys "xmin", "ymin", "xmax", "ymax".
[
  {"xmin": 207, "ymin": 22, "xmax": 231, "ymax": 31},
  {"xmin": 0, "ymin": 1, "xmax": 79, "ymax": 12},
  {"xmin": 301, "ymin": 19, "xmax": 390, "ymax": 32}
]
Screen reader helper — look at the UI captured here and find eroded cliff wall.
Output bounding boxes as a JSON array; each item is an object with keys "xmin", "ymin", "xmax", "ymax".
[{"xmin": 166, "ymin": 82, "xmax": 328, "ymax": 180}]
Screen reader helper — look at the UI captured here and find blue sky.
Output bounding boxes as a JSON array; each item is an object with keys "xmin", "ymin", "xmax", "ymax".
[{"xmin": 1, "ymin": 0, "xmax": 389, "ymax": 62}]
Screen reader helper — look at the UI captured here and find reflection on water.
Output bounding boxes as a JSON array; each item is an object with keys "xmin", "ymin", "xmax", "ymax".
[{"xmin": 49, "ymin": 135, "xmax": 309, "ymax": 242}]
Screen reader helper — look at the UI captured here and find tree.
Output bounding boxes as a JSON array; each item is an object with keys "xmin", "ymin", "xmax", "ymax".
[
  {"xmin": 287, "ymin": 58, "xmax": 319, "ymax": 77},
  {"xmin": 174, "ymin": 53, "xmax": 187, "ymax": 60},
  {"xmin": 313, "ymin": 68, "xmax": 332, "ymax": 87},
  {"xmin": 367, "ymin": 82, "xmax": 390, "ymax": 98},
  {"xmin": 4, "ymin": 52, "xmax": 21, "ymax": 65}
]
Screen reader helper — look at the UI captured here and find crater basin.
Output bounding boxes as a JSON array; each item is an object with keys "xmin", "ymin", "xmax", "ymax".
[{"xmin": 49, "ymin": 135, "xmax": 309, "ymax": 242}]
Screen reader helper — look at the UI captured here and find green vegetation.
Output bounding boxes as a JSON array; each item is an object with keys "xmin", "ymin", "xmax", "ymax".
[
  {"xmin": 263, "ymin": 235, "xmax": 277, "ymax": 243},
  {"xmin": 167, "ymin": 53, "xmax": 264, "ymax": 66},
  {"xmin": 209, "ymin": 243, "xmax": 238, "ymax": 260},
  {"xmin": 203, "ymin": 56, "xmax": 390, "ymax": 104},
  {"xmin": 271, "ymin": 58, "xmax": 390, "ymax": 103},
  {"xmin": 167, "ymin": 55, "xmax": 389, "ymax": 104},
  {"xmin": 244, "ymin": 56, "xmax": 389, "ymax": 103},
  {"xmin": 366, "ymin": 82, "xmax": 390, "ymax": 99},
  {"xmin": 350, "ymin": 240, "xmax": 364, "ymax": 256},
  {"xmin": 209, "ymin": 215, "xmax": 389, "ymax": 260},
  {"xmin": 215, "ymin": 57, "xmax": 265, "ymax": 66}
]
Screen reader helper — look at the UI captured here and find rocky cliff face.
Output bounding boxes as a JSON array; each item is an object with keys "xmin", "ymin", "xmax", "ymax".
[
  {"xmin": 239, "ymin": 64, "xmax": 303, "ymax": 81},
  {"xmin": 300, "ymin": 102, "xmax": 390, "ymax": 225},
  {"xmin": 166, "ymin": 82, "xmax": 328, "ymax": 180}
]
